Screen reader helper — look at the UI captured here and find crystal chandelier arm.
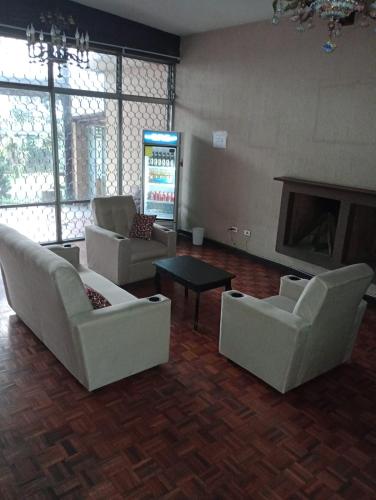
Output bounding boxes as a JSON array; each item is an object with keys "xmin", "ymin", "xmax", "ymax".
[{"xmin": 30, "ymin": 24, "xmax": 35, "ymax": 44}]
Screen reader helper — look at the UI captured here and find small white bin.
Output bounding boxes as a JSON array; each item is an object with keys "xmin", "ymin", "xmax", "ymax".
[{"xmin": 192, "ymin": 227, "xmax": 205, "ymax": 246}]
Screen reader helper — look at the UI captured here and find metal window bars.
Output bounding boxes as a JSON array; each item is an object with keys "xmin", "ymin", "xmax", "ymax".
[{"xmin": 0, "ymin": 35, "xmax": 176, "ymax": 242}]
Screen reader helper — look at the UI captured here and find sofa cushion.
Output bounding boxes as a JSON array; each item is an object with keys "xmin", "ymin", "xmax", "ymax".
[
  {"xmin": 129, "ymin": 214, "xmax": 156, "ymax": 240},
  {"xmin": 262, "ymin": 295, "xmax": 297, "ymax": 313},
  {"xmin": 85, "ymin": 286, "xmax": 111, "ymax": 309},
  {"xmin": 130, "ymin": 239, "xmax": 168, "ymax": 263}
]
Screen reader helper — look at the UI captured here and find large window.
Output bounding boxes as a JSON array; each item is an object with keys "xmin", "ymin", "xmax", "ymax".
[{"xmin": 0, "ymin": 36, "xmax": 174, "ymax": 242}]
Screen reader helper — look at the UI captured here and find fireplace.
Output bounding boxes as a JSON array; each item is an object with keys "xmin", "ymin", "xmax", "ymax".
[
  {"xmin": 285, "ymin": 193, "xmax": 340, "ymax": 256},
  {"xmin": 275, "ymin": 177, "xmax": 376, "ymax": 277}
]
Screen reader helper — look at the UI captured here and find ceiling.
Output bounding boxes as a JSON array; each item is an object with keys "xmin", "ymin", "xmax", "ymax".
[{"xmin": 75, "ymin": 0, "xmax": 272, "ymax": 36}]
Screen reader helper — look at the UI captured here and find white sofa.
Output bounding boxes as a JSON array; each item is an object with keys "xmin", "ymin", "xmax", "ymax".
[
  {"xmin": 219, "ymin": 264, "xmax": 373, "ymax": 393},
  {"xmin": 0, "ymin": 224, "xmax": 171, "ymax": 391},
  {"xmin": 85, "ymin": 195, "xmax": 176, "ymax": 285}
]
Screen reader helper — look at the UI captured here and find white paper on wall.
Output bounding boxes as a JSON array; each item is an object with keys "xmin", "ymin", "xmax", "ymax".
[{"xmin": 212, "ymin": 131, "xmax": 228, "ymax": 149}]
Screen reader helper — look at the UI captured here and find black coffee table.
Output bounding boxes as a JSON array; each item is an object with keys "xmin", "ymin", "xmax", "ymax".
[{"xmin": 154, "ymin": 256, "xmax": 235, "ymax": 330}]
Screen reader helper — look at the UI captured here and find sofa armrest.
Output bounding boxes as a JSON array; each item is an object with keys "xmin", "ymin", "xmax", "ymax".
[
  {"xmin": 72, "ymin": 294, "xmax": 171, "ymax": 390},
  {"xmin": 279, "ymin": 275, "xmax": 310, "ymax": 301},
  {"xmin": 219, "ymin": 290, "xmax": 310, "ymax": 393},
  {"xmin": 85, "ymin": 225, "xmax": 131, "ymax": 285},
  {"xmin": 152, "ymin": 224, "xmax": 176, "ymax": 257},
  {"xmin": 46, "ymin": 244, "xmax": 80, "ymax": 269}
]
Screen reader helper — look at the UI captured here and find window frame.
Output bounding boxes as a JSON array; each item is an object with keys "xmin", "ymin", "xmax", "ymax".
[{"xmin": 0, "ymin": 33, "xmax": 176, "ymax": 242}]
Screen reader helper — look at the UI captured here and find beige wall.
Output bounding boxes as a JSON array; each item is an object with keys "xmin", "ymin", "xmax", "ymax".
[{"xmin": 175, "ymin": 19, "xmax": 376, "ymax": 276}]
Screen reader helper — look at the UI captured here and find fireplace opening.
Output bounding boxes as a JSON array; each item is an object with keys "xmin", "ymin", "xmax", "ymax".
[{"xmin": 285, "ymin": 193, "xmax": 340, "ymax": 256}]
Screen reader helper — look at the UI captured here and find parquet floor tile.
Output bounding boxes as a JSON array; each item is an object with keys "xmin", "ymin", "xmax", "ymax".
[{"xmin": 0, "ymin": 237, "xmax": 375, "ymax": 499}]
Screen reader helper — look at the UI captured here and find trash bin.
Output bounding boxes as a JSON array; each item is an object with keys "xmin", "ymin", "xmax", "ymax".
[{"xmin": 192, "ymin": 227, "xmax": 205, "ymax": 246}]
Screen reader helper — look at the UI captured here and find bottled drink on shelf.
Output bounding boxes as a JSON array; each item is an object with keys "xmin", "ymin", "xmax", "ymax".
[{"xmin": 161, "ymin": 153, "xmax": 166, "ymax": 167}]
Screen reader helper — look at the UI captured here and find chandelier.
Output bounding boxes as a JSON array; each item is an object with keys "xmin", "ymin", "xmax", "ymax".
[
  {"xmin": 272, "ymin": 1, "xmax": 376, "ymax": 52},
  {"xmin": 26, "ymin": 11, "xmax": 90, "ymax": 78}
]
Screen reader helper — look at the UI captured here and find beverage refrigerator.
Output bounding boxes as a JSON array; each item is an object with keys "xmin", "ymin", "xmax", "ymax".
[{"xmin": 142, "ymin": 130, "xmax": 181, "ymax": 225}]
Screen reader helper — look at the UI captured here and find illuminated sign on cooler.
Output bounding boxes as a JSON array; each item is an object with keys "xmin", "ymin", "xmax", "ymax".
[{"xmin": 143, "ymin": 130, "xmax": 178, "ymax": 145}]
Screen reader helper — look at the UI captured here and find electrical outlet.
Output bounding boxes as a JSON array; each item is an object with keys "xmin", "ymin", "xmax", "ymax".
[
  {"xmin": 228, "ymin": 226, "xmax": 238, "ymax": 233},
  {"xmin": 243, "ymin": 230, "xmax": 251, "ymax": 237}
]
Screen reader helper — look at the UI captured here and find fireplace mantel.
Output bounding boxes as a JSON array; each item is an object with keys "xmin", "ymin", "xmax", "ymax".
[
  {"xmin": 275, "ymin": 177, "xmax": 376, "ymax": 198},
  {"xmin": 274, "ymin": 177, "xmax": 376, "ymax": 276}
]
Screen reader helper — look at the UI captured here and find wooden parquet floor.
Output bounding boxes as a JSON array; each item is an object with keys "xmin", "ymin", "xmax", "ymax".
[{"xmin": 0, "ymin": 238, "xmax": 375, "ymax": 499}]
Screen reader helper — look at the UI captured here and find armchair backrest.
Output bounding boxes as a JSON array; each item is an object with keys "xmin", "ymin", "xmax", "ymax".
[
  {"xmin": 92, "ymin": 196, "xmax": 137, "ymax": 236},
  {"xmin": 293, "ymin": 263, "xmax": 373, "ymax": 382}
]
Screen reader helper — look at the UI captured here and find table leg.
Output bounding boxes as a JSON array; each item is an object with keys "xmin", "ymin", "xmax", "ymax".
[
  {"xmin": 225, "ymin": 279, "xmax": 232, "ymax": 291},
  {"xmin": 194, "ymin": 292, "xmax": 200, "ymax": 331},
  {"xmin": 155, "ymin": 270, "xmax": 161, "ymax": 294},
  {"xmin": 185, "ymin": 286, "xmax": 188, "ymax": 299}
]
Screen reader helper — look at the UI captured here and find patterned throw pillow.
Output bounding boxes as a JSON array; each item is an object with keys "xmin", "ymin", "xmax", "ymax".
[
  {"xmin": 85, "ymin": 286, "xmax": 111, "ymax": 310},
  {"xmin": 129, "ymin": 214, "xmax": 157, "ymax": 240}
]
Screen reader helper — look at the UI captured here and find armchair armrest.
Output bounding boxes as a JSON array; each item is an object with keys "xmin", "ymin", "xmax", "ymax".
[
  {"xmin": 219, "ymin": 290, "xmax": 310, "ymax": 393},
  {"xmin": 279, "ymin": 275, "xmax": 310, "ymax": 301},
  {"xmin": 85, "ymin": 225, "xmax": 132, "ymax": 285},
  {"xmin": 46, "ymin": 243, "xmax": 80, "ymax": 269},
  {"xmin": 152, "ymin": 224, "xmax": 176, "ymax": 257},
  {"xmin": 72, "ymin": 294, "xmax": 171, "ymax": 390}
]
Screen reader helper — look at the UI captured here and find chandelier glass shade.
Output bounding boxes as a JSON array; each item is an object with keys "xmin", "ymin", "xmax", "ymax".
[
  {"xmin": 26, "ymin": 12, "xmax": 90, "ymax": 77},
  {"xmin": 272, "ymin": 0, "xmax": 376, "ymax": 52}
]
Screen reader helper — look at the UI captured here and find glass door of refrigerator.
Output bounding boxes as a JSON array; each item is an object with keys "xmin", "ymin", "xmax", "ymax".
[{"xmin": 144, "ymin": 146, "xmax": 176, "ymax": 220}]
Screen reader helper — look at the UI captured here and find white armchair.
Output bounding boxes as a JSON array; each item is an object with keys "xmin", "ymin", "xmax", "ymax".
[
  {"xmin": 219, "ymin": 264, "xmax": 374, "ymax": 393},
  {"xmin": 85, "ymin": 196, "xmax": 176, "ymax": 285}
]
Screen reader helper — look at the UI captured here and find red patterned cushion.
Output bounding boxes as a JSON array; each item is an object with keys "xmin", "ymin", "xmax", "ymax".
[
  {"xmin": 85, "ymin": 286, "xmax": 111, "ymax": 310},
  {"xmin": 129, "ymin": 214, "xmax": 156, "ymax": 240}
]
